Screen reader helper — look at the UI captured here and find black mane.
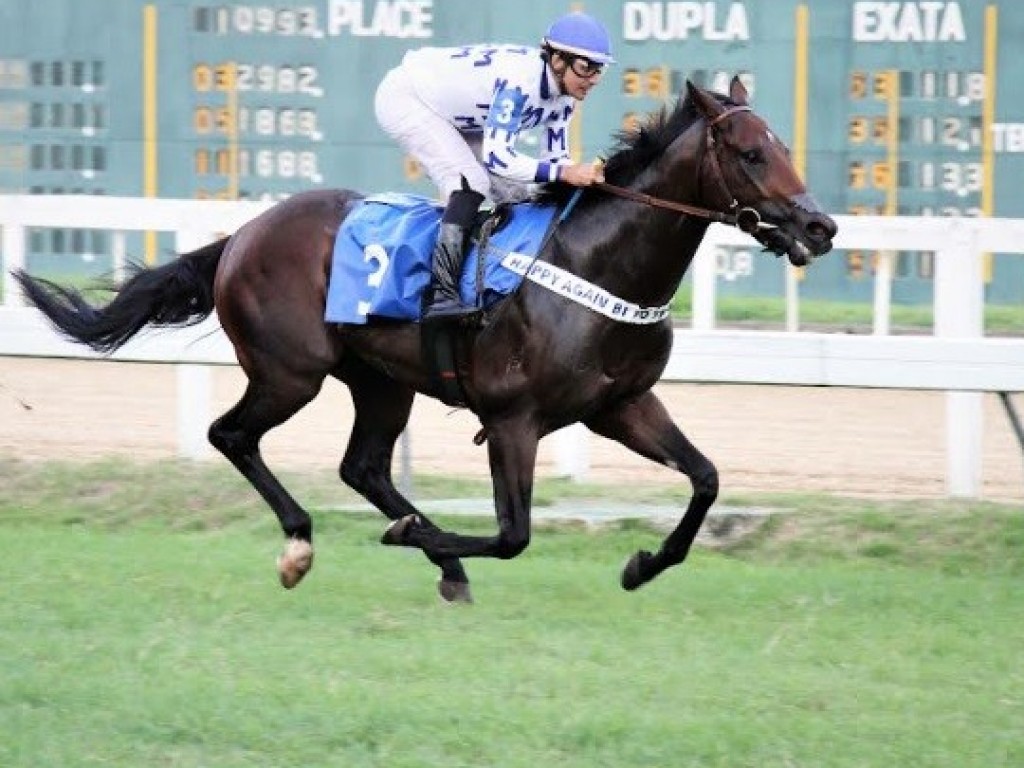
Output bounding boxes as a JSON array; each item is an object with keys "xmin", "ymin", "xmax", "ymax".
[{"xmin": 536, "ymin": 89, "xmax": 736, "ymax": 207}]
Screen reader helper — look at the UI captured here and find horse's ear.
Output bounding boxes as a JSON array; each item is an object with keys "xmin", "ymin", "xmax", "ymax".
[
  {"xmin": 729, "ymin": 76, "xmax": 749, "ymax": 106},
  {"xmin": 686, "ymin": 79, "xmax": 726, "ymax": 122}
]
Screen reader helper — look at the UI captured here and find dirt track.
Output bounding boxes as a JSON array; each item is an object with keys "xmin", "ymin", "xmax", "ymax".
[{"xmin": 1, "ymin": 357, "xmax": 1021, "ymax": 501}]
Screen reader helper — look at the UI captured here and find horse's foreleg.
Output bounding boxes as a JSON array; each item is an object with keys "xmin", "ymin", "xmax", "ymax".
[
  {"xmin": 209, "ymin": 379, "xmax": 321, "ymax": 589},
  {"xmin": 586, "ymin": 390, "xmax": 718, "ymax": 591},
  {"xmin": 340, "ymin": 370, "xmax": 471, "ymax": 603},
  {"xmin": 382, "ymin": 416, "xmax": 539, "ymax": 563}
]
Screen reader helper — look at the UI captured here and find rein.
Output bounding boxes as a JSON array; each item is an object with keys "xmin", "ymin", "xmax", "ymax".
[
  {"xmin": 594, "ymin": 105, "xmax": 764, "ymax": 235},
  {"xmin": 594, "ymin": 181, "xmax": 741, "ymax": 226}
]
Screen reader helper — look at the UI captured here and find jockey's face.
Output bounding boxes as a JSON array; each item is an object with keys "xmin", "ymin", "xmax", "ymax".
[{"xmin": 551, "ymin": 52, "xmax": 604, "ymax": 101}]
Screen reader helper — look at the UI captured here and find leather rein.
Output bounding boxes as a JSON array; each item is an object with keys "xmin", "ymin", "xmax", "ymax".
[{"xmin": 593, "ymin": 105, "xmax": 765, "ymax": 235}]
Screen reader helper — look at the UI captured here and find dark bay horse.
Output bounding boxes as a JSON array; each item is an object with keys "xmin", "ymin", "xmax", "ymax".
[{"xmin": 15, "ymin": 78, "xmax": 835, "ymax": 602}]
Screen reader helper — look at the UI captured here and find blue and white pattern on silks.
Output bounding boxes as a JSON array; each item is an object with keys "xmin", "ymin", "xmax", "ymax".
[{"xmin": 324, "ymin": 193, "xmax": 558, "ymax": 325}]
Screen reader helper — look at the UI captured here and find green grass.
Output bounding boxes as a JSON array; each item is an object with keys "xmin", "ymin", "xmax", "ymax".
[
  {"xmin": 670, "ymin": 287, "xmax": 1024, "ymax": 334},
  {"xmin": 1, "ymin": 456, "xmax": 1023, "ymax": 767}
]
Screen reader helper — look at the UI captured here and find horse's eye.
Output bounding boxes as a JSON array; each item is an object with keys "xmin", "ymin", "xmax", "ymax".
[{"xmin": 741, "ymin": 149, "xmax": 764, "ymax": 164}]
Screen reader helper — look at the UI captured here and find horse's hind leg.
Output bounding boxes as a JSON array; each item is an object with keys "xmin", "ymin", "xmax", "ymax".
[
  {"xmin": 339, "ymin": 365, "xmax": 472, "ymax": 603},
  {"xmin": 585, "ymin": 390, "xmax": 719, "ymax": 591},
  {"xmin": 382, "ymin": 415, "xmax": 539, "ymax": 564},
  {"xmin": 208, "ymin": 377, "xmax": 322, "ymax": 588}
]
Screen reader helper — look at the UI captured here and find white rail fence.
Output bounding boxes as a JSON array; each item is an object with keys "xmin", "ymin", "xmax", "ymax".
[{"xmin": 2, "ymin": 195, "xmax": 1023, "ymax": 498}]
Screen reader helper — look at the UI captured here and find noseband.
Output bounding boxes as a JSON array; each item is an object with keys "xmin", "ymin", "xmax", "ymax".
[{"xmin": 595, "ymin": 105, "xmax": 764, "ymax": 235}]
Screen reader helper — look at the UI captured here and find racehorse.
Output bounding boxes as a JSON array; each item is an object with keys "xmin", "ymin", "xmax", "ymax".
[{"xmin": 14, "ymin": 78, "xmax": 836, "ymax": 603}]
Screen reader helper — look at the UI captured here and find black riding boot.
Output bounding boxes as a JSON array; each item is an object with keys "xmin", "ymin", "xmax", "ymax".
[{"xmin": 422, "ymin": 186, "xmax": 486, "ymax": 323}]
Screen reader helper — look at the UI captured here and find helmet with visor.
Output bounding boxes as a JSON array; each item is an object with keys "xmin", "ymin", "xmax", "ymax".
[{"xmin": 542, "ymin": 12, "xmax": 615, "ymax": 78}]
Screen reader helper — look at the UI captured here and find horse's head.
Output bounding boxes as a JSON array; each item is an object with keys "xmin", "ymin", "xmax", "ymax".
[{"xmin": 686, "ymin": 77, "xmax": 837, "ymax": 266}]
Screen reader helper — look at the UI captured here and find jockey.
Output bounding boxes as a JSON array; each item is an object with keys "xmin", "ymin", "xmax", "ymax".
[{"xmin": 374, "ymin": 11, "xmax": 615, "ymax": 323}]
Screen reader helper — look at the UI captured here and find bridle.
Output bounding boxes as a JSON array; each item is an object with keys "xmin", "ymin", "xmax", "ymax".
[{"xmin": 594, "ymin": 105, "xmax": 766, "ymax": 235}]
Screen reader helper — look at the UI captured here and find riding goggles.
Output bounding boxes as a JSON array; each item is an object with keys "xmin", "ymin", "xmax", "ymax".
[{"xmin": 566, "ymin": 55, "xmax": 605, "ymax": 79}]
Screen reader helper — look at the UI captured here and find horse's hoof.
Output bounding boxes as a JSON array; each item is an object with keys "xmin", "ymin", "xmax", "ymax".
[
  {"xmin": 438, "ymin": 578, "xmax": 473, "ymax": 604},
  {"xmin": 621, "ymin": 549, "xmax": 654, "ymax": 591},
  {"xmin": 381, "ymin": 514, "xmax": 420, "ymax": 546},
  {"xmin": 277, "ymin": 538, "xmax": 314, "ymax": 589}
]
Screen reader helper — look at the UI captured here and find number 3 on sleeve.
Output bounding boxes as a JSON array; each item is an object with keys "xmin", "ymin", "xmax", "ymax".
[{"xmin": 485, "ymin": 87, "xmax": 526, "ymax": 132}]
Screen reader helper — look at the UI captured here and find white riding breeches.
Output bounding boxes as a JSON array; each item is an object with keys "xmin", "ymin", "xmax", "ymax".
[{"xmin": 374, "ymin": 67, "xmax": 529, "ymax": 203}]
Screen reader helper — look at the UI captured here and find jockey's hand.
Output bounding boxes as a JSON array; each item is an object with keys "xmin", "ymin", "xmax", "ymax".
[{"xmin": 558, "ymin": 160, "xmax": 605, "ymax": 187}]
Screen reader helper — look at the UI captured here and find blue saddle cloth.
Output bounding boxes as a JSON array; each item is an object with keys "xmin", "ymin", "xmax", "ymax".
[{"xmin": 325, "ymin": 193, "xmax": 557, "ymax": 325}]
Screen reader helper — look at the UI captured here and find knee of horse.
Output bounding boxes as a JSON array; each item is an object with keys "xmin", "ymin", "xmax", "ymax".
[
  {"xmin": 339, "ymin": 459, "xmax": 388, "ymax": 495},
  {"xmin": 494, "ymin": 528, "xmax": 530, "ymax": 560},
  {"xmin": 338, "ymin": 460, "xmax": 363, "ymax": 492},
  {"xmin": 208, "ymin": 419, "xmax": 252, "ymax": 457},
  {"xmin": 692, "ymin": 460, "xmax": 719, "ymax": 503}
]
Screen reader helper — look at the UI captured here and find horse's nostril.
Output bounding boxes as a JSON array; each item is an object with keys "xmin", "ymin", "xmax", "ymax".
[{"xmin": 806, "ymin": 215, "xmax": 837, "ymax": 242}]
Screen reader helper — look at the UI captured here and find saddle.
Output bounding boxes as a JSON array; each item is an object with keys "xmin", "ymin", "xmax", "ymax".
[{"xmin": 323, "ymin": 193, "xmax": 562, "ymax": 406}]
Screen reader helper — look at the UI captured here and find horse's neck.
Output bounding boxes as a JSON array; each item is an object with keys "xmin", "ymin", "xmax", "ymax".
[{"xmin": 558, "ymin": 149, "xmax": 711, "ymax": 307}]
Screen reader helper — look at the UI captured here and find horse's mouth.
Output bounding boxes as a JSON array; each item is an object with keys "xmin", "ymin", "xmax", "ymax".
[
  {"xmin": 753, "ymin": 225, "xmax": 832, "ymax": 267},
  {"xmin": 788, "ymin": 238, "xmax": 814, "ymax": 267}
]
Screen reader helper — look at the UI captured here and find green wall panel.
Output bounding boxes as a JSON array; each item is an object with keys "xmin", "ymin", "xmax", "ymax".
[{"xmin": 1, "ymin": 0, "xmax": 1021, "ymax": 301}]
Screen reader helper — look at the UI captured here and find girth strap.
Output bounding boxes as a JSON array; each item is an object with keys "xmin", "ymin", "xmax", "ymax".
[{"xmin": 422, "ymin": 321, "xmax": 467, "ymax": 408}]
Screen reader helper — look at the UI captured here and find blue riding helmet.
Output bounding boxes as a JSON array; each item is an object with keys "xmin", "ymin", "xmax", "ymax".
[{"xmin": 542, "ymin": 12, "xmax": 615, "ymax": 65}]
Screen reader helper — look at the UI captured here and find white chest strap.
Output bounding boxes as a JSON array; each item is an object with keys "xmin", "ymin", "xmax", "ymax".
[{"xmin": 500, "ymin": 252, "xmax": 671, "ymax": 325}]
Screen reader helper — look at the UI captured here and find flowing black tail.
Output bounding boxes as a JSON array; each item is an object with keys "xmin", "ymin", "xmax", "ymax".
[{"xmin": 12, "ymin": 237, "xmax": 229, "ymax": 354}]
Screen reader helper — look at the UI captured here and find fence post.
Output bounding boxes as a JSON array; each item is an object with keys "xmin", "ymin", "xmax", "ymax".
[
  {"xmin": 691, "ymin": 245, "xmax": 716, "ymax": 330},
  {"xmin": 2, "ymin": 223, "xmax": 26, "ymax": 307},
  {"xmin": 934, "ymin": 221, "xmax": 984, "ymax": 497},
  {"xmin": 173, "ymin": 229, "xmax": 217, "ymax": 460},
  {"xmin": 553, "ymin": 423, "xmax": 590, "ymax": 482},
  {"xmin": 873, "ymin": 250, "xmax": 893, "ymax": 335},
  {"xmin": 176, "ymin": 363, "xmax": 212, "ymax": 459},
  {"xmin": 399, "ymin": 429, "xmax": 413, "ymax": 498},
  {"xmin": 785, "ymin": 263, "xmax": 800, "ymax": 331},
  {"xmin": 111, "ymin": 232, "xmax": 128, "ymax": 284}
]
